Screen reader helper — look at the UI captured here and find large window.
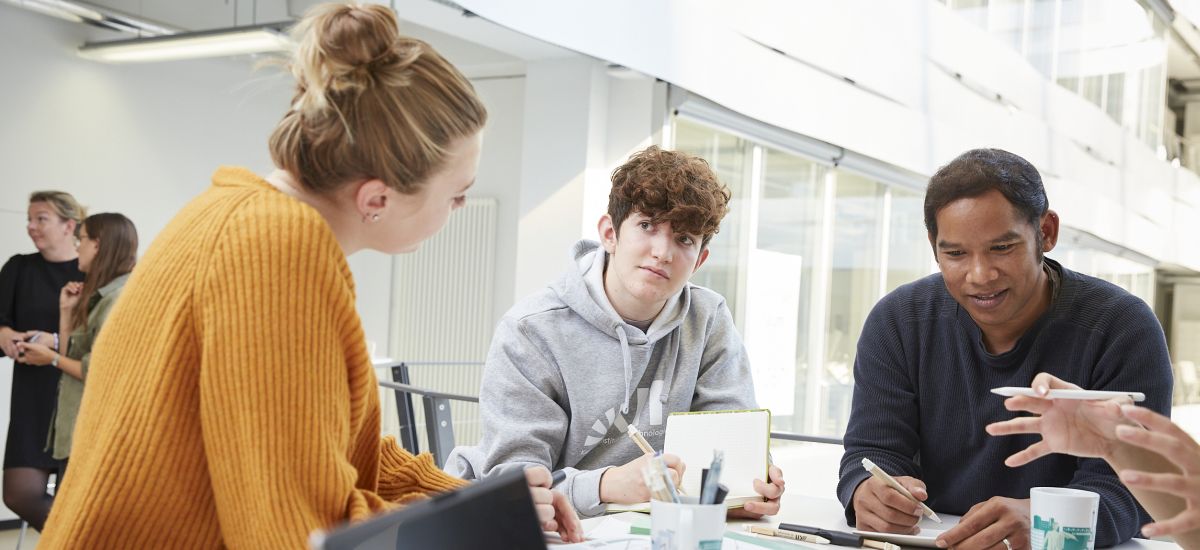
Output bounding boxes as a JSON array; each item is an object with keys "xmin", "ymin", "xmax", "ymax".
[
  {"xmin": 1053, "ymin": 228, "xmax": 1156, "ymax": 305},
  {"xmin": 940, "ymin": 0, "xmax": 1167, "ymax": 150},
  {"xmin": 672, "ymin": 117, "xmax": 935, "ymax": 438}
]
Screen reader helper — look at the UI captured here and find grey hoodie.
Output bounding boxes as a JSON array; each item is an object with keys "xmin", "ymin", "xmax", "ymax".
[{"xmin": 446, "ymin": 239, "xmax": 757, "ymax": 517}]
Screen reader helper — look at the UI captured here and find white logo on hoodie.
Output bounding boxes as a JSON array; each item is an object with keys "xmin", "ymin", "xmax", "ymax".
[{"xmin": 582, "ymin": 380, "xmax": 665, "ymax": 451}]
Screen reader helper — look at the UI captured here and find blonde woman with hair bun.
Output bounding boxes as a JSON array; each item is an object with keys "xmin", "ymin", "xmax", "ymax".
[
  {"xmin": 0, "ymin": 190, "xmax": 84, "ymax": 531},
  {"xmin": 39, "ymin": 2, "xmax": 581, "ymax": 547}
]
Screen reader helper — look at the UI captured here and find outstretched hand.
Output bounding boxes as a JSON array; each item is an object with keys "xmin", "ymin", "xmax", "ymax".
[
  {"xmin": 1114, "ymin": 405, "xmax": 1200, "ymax": 539},
  {"xmin": 985, "ymin": 373, "xmax": 1135, "ymax": 466}
]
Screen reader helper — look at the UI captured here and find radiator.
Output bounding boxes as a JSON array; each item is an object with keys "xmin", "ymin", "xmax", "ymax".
[{"xmin": 384, "ymin": 198, "xmax": 496, "ymax": 449}]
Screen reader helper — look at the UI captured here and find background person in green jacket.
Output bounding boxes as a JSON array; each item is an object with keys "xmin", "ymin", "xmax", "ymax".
[{"xmin": 19, "ymin": 212, "xmax": 138, "ymax": 465}]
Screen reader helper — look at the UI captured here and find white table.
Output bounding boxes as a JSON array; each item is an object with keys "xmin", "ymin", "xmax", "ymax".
[{"xmin": 570, "ymin": 494, "xmax": 1180, "ymax": 549}]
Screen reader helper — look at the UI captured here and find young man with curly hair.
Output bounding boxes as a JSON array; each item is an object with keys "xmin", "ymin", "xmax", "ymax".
[{"xmin": 447, "ymin": 146, "xmax": 785, "ymax": 517}]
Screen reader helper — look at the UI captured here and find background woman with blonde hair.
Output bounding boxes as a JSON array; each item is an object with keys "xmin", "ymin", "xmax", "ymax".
[
  {"xmin": 18, "ymin": 213, "xmax": 138, "ymax": 466},
  {"xmin": 39, "ymin": 2, "xmax": 578, "ymax": 547},
  {"xmin": 0, "ymin": 190, "xmax": 84, "ymax": 530}
]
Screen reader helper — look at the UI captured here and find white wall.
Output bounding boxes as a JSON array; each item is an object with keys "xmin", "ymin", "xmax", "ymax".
[{"xmin": 456, "ymin": 0, "xmax": 1200, "ymax": 271}]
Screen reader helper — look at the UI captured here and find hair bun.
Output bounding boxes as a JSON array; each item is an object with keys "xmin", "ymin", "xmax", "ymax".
[{"xmin": 289, "ymin": 2, "xmax": 419, "ymax": 115}]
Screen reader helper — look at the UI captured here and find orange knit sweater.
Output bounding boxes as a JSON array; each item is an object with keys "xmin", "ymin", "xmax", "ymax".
[{"xmin": 38, "ymin": 167, "xmax": 466, "ymax": 549}]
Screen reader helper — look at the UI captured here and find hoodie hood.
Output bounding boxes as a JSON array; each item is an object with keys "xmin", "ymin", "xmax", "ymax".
[{"xmin": 552, "ymin": 240, "xmax": 689, "ymax": 414}]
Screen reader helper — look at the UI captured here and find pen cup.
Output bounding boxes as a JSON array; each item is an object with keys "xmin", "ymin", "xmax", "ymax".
[
  {"xmin": 651, "ymin": 497, "xmax": 725, "ymax": 550},
  {"xmin": 1030, "ymin": 487, "xmax": 1099, "ymax": 550}
]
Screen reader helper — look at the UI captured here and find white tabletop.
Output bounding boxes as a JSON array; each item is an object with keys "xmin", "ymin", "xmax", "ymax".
[{"xmin": 572, "ymin": 493, "xmax": 1180, "ymax": 549}]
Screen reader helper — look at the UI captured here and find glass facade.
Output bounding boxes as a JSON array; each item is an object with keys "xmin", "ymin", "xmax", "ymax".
[
  {"xmin": 940, "ymin": 0, "xmax": 1168, "ymax": 150},
  {"xmin": 672, "ymin": 117, "xmax": 936, "ymax": 438},
  {"xmin": 674, "ymin": 117, "xmax": 1166, "ymax": 438},
  {"xmin": 1053, "ymin": 230, "xmax": 1156, "ymax": 304}
]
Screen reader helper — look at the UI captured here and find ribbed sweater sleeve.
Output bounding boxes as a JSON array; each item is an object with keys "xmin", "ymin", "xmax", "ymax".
[{"xmin": 195, "ymin": 195, "xmax": 458, "ymax": 548}]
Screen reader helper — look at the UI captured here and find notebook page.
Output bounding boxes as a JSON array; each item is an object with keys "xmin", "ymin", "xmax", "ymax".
[{"xmin": 663, "ymin": 409, "xmax": 770, "ymax": 500}]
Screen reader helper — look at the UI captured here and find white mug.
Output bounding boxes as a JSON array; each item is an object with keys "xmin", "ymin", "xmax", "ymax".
[
  {"xmin": 650, "ymin": 497, "xmax": 726, "ymax": 550},
  {"xmin": 1030, "ymin": 487, "xmax": 1099, "ymax": 550}
]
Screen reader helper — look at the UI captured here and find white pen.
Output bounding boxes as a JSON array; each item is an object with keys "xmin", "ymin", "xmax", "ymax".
[{"xmin": 990, "ymin": 387, "xmax": 1145, "ymax": 402}]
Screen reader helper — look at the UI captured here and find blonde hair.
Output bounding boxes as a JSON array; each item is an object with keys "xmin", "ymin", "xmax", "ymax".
[
  {"xmin": 29, "ymin": 191, "xmax": 87, "ymax": 225},
  {"xmin": 269, "ymin": 2, "xmax": 488, "ymax": 196}
]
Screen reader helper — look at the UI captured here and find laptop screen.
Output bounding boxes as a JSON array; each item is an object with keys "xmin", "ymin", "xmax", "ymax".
[{"xmin": 310, "ymin": 468, "xmax": 548, "ymax": 550}]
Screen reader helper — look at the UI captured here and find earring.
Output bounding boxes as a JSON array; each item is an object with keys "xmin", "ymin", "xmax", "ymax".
[
  {"xmin": 372, "ymin": 214, "xmax": 380, "ymax": 222},
  {"xmin": 362, "ymin": 213, "xmax": 381, "ymax": 223}
]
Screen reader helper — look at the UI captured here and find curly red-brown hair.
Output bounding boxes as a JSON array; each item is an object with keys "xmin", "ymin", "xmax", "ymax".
[{"xmin": 608, "ymin": 146, "xmax": 731, "ymax": 247}]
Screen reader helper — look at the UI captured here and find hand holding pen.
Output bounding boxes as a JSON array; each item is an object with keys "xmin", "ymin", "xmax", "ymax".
[
  {"xmin": 598, "ymin": 449, "xmax": 685, "ymax": 503},
  {"xmin": 851, "ymin": 459, "xmax": 936, "ymax": 535}
]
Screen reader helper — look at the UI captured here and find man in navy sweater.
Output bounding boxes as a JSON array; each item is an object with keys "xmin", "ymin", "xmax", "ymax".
[{"xmin": 837, "ymin": 149, "xmax": 1172, "ymax": 549}]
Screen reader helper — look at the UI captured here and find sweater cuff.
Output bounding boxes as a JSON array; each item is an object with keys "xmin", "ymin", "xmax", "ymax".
[
  {"xmin": 839, "ymin": 471, "xmax": 871, "ymax": 526},
  {"xmin": 378, "ymin": 436, "xmax": 468, "ymax": 502},
  {"xmin": 566, "ymin": 467, "xmax": 610, "ymax": 518}
]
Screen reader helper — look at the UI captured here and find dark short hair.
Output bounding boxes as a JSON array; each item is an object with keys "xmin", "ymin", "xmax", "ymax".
[
  {"xmin": 608, "ymin": 146, "xmax": 731, "ymax": 248},
  {"xmin": 924, "ymin": 148, "xmax": 1048, "ymax": 241}
]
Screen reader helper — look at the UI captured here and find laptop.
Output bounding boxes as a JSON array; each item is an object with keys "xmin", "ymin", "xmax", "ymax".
[{"xmin": 309, "ymin": 468, "xmax": 548, "ymax": 550}]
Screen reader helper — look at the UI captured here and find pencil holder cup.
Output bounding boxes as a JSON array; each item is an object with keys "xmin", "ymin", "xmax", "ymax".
[
  {"xmin": 651, "ymin": 497, "xmax": 725, "ymax": 550},
  {"xmin": 1030, "ymin": 487, "xmax": 1099, "ymax": 550}
]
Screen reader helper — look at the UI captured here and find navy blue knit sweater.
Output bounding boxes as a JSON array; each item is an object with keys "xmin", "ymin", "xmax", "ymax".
[{"xmin": 836, "ymin": 259, "xmax": 1172, "ymax": 547}]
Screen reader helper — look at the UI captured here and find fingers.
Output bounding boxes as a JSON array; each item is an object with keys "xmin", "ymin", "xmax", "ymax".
[
  {"xmin": 937, "ymin": 502, "xmax": 998, "ymax": 549},
  {"xmin": 937, "ymin": 498, "xmax": 1027, "ymax": 550},
  {"xmin": 897, "ymin": 476, "xmax": 928, "ymax": 501},
  {"xmin": 743, "ymin": 497, "xmax": 780, "ymax": 516},
  {"xmin": 946, "ymin": 520, "xmax": 1025, "ymax": 550},
  {"xmin": 1031, "ymin": 372, "xmax": 1079, "ymax": 394},
  {"xmin": 858, "ymin": 512, "xmax": 921, "ymax": 535},
  {"xmin": 524, "ymin": 465, "xmax": 552, "ymax": 489},
  {"xmin": 985, "ymin": 417, "xmax": 1040, "ymax": 437},
  {"xmin": 853, "ymin": 487, "xmax": 921, "ymax": 534},
  {"xmin": 1116, "ymin": 424, "xmax": 1200, "ymax": 475},
  {"xmin": 767, "ymin": 465, "xmax": 784, "ymax": 484},
  {"xmin": 0, "ymin": 339, "xmax": 17, "ymax": 359},
  {"xmin": 1002, "ymin": 396, "xmax": 1052, "ymax": 415},
  {"xmin": 1141, "ymin": 511, "xmax": 1200, "ymax": 539},
  {"xmin": 1121, "ymin": 406, "xmax": 1200, "ymax": 456},
  {"xmin": 864, "ymin": 486, "xmax": 923, "ymax": 529},
  {"xmin": 661, "ymin": 453, "xmax": 686, "ymax": 479},
  {"xmin": 551, "ymin": 490, "xmax": 583, "ymax": 543},
  {"xmin": 1002, "ymin": 441, "xmax": 1052, "ymax": 468},
  {"xmin": 753, "ymin": 477, "xmax": 784, "ymax": 500},
  {"xmin": 529, "ymin": 487, "xmax": 555, "ymax": 526},
  {"xmin": 1119, "ymin": 469, "xmax": 1200, "ymax": 499}
]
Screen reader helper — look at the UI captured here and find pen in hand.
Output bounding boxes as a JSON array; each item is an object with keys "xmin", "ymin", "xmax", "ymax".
[
  {"xmin": 629, "ymin": 425, "xmax": 687, "ymax": 496},
  {"xmin": 861, "ymin": 458, "xmax": 941, "ymax": 523},
  {"xmin": 626, "ymin": 424, "xmax": 655, "ymax": 455}
]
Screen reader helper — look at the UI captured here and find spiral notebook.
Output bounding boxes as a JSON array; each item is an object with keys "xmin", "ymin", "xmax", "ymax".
[{"xmin": 606, "ymin": 408, "xmax": 772, "ymax": 513}]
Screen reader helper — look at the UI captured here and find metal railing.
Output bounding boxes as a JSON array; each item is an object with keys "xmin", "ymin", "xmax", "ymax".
[
  {"xmin": 378, "ymin": 361, "xmax": 482, "ymax": 468},
  {"xmin": 377, "ymin": 360, "xmax": 846, "ymax": 467}
]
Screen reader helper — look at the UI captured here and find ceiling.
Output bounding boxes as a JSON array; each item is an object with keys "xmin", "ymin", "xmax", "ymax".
[{"xmin": 30, "ymin": 0, "xmax": 576, "ymax": 77}]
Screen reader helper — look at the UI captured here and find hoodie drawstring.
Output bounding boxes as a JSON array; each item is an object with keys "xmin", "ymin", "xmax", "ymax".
[
  {"xmin": 616, "ymin": 325, "xmax": 633, "ymax": 414},
  {"xmin": 658, "ymin": 330, "xmax": 681, "ymax": 404}
]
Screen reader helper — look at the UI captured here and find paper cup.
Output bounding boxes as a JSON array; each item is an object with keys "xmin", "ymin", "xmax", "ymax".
[
  {"xmin": 651, "ymin": 497, "xmax": 725, "ymax": 550},
  {"xmin": 1030, "ymin": 487, "xmax": 1099, "ymax": 550}
]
